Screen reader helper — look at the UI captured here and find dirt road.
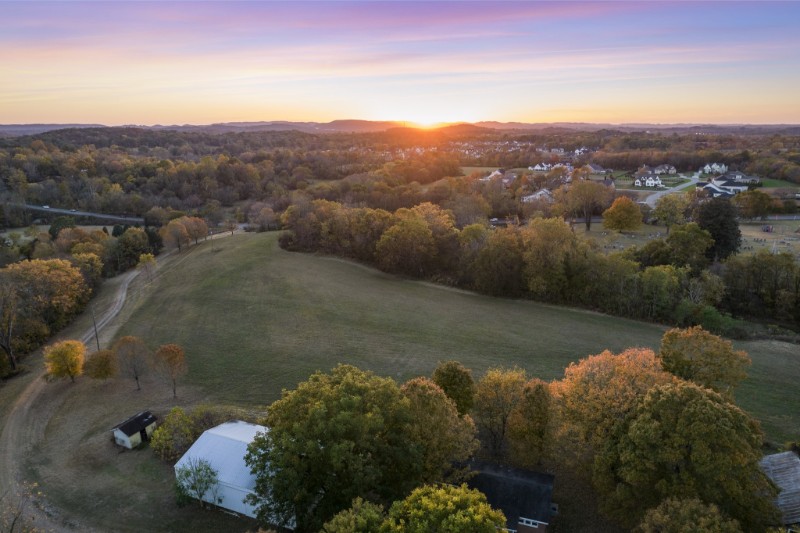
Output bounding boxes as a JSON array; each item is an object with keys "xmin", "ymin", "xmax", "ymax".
[{"xmin": 0, "ymin": 268, "xmax": 140, "ymax": 531}]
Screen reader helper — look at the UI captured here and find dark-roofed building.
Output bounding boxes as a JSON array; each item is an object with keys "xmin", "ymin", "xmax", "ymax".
[
  {"xmin": 468, "ymin": 461, "xmax": 555, "ymax": 532},
  {"xmin": 112, "ymin": 411, "xmax": 157, "ymax": 449},
  {"xmin": 761, "ymin": 452, "xmax": 800, "ymax": 525}
]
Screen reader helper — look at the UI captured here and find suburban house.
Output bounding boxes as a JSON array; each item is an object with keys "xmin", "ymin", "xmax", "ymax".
[
  {"xmin": 653, "ymin": 164, "xmax": 677, "ymax": 175},
  {"xmin": 112, "ymin": 411, "xmax": 157, "ymax": 449},
  {"xmin": 696, "ymin": 182, "xmax": 735, "ymax": 199},
  {"xmin": 174, "ymin": 421, "xmax": 270, "ymax": 520},
  {"xmin": 634, "ymin": 174, "xmax": 662, "ymax": 188},
  {"xmin": 586, "ymin": 163, "xmax": 607, "ymax": 174},
  {"xmin": 468, "ymin": 462, "xmax": 556, "ymax": 533},
  {"xmin": 720, "ymin": 170, "xmax": 760, "ymax": 185},
  {"xmin": 529, "ymin": 163, "xmax": 552, "ymax": 172},
  {"xmin": 480, "ymin": 169, "xmax": 505, "ymax": 182},
  {"xmin": 702, "ymin": 162, "xmax": 728, "ymax": 174},
  {"xmin": 521, "ymin": 189, "xmax": 555, "ymax": 204},
  {"xmin": 760, "ymin": 452, "xmax": 800, "ymax": 526}
]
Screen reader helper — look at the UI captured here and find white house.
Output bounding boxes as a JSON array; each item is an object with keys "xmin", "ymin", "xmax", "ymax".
[
  {"xmin": 521, "ymin": 190, "xmax": 555, "ymax": 204},
  {"xmin": 529, "ymin": 163, "xmax": 552, "ymax": 172},
  {"xmin": 112, "ymin": 411, "xmax": 157, "ymax": 449},
  {"xmin": 702, "ymin": 162, "xmax": 728, "ymax": 174},
  {"xmin": 174, "ymin": 421, "xmax": 268, "ymax": 519},
  {"xmin": 654, "ymin": 164, "xmax": 676, "ymax": 175},
  {"xmin": 635, "ymin": 174, "xmax": 662, "ymax": 188}
]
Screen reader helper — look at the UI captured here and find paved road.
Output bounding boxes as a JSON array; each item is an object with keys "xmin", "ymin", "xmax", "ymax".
[
  {"xmin": 14, "ymin": 203, "xmax": 145, "ymax": 224},
  {"xmin": 644, "ymin": 172, "xmax": 701, "ymax": 208}
]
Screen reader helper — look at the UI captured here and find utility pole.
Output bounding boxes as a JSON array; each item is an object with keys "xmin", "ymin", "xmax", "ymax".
[{"xmin": 91, "ymin": 304, "xmax": 100, "ymax": 351}]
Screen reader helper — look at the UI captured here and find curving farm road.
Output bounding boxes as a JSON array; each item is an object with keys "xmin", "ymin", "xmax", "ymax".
[{"xmin": 0, "ymin": 268, "xmax": 140, "ymax": 531}]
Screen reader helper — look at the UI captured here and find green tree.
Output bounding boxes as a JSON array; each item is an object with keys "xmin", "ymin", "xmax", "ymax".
[
  {"xmin": 665, "ymin": 222, "xmax": 713, "ymax": 273},
  {"xmin": 380, "ymin": 484, "xmax": 506, "ymax": 533},
  {"xmin": 696, "ymin": 198, "xmax": 741, "ymax": 261},
  {"xmin": 175, "ymin": 457, "xmax": 219, "ymax": 508},
  {"xmin": 733, "ymin": 189, "xmax": 772, "ymax": 220},
  {"xmin": 653, "ymin": 194, "xmax": 689, "ymax": 234},
  {"xmin": 507, "ymin": 378, "xmax": 552, "ymax": 468},
  {"xmin": 151, "ymin": 407, "xmax": 197, "ymax": 461},
  {"xmin": 602, "ymin": 196, "xmax": 642, "ymax": 232},
  {"xmin": 376, "ymin": 217, "xmax": 436, "ymax": 277},
  {"xmin": 637, "ymin": 498, "xmax": 743, "ymax": 533},
  {"xmin": 593, "ymin": 382, "xmax": 779, "ymax": 530},
  {"xmin": 84, "ymin": 349, "xmax": 117, "ymax": 379},
  {"xmin": 322, "ymin": 498, "xmax": 385, "ymax": 533},
  {"xmin": 471, "ymin": 227, "xmax": 526, "ymax": 296},
  {"xmin": 473, "ymin": 367, "xmax": 526, "ymax": 460},
  {"xmin": 44, "ymin": 339, "xmax": 85, "ymax": 382},
  {"xmin": 431, "ymin": 360, "xmax": 476, "ymax": 416},
  {"xmin": 401, "ymin": 377, "xmax": 478, "ymax": 482},
  {"xmin": 245, "ymin": 365, "xmax": 421, "ymax": 531},
  {"xmin": 522, "ymin": 217, "xmax": 582, "ymax": 302},
  {"xmin": 659, "ymin": 326, "xmax": 750, "ymax": 398},
  {"xmin": 564, "ymin": 180, "xmax": 612, "ymax": 230},
  {"xmin": 48, "ymin": 216, "xmax": 76, "ymax": 240}
]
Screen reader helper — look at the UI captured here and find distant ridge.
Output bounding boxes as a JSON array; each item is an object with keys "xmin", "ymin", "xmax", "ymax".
[{"xmin": 2, "ymin": 120, "xmax": 799, "ymax": 137}]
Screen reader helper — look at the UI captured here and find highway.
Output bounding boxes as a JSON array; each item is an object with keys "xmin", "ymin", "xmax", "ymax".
[{"xmin": 13, "ymin": 203, "xmax": 145, "ymax": 224}]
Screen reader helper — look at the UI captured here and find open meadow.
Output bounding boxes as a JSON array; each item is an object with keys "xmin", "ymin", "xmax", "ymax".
[{"xmin": 15, "ymin": 231, "xmax": 800, "ymax": 532}]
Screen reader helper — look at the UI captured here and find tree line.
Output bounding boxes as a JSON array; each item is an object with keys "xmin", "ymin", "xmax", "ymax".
[{"xmin": 278, "ymin": 199, "xmax": 800, "ymax": 332}]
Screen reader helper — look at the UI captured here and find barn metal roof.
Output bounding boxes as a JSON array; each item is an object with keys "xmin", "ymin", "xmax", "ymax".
[
  {"xmin": 175, "ymin": 421, "xmax": 267, "ymax": 491},
  {"xmin": 760, "ymin": 452, "xmax": 800, "ymax": 525}
]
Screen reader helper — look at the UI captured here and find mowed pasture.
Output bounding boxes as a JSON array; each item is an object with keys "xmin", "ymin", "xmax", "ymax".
[
  {"xmin": 114, "ymin": 232, "xmax": 799, "ymax": 443},
  {"xmin": 18, "ymin": 231, "xmax": 800, "ymax": 532}
]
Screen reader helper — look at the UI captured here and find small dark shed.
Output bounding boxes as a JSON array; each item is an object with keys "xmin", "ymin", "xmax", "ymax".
[
  {"xmin": 761, "ymin": 451, "xmax": 800, "ymax": 525},
  {"xmin": 111, "ymin": 411, "xmax": 157, "ymax": 449},
  {"xmin": 468, "ymin": 461, "xmax": 555, "ymax": 532}
]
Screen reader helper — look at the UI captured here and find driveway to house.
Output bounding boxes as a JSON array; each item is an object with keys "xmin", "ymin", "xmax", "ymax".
[
  {"xmin": 644, "ymin": 172, "xmax": 701, "ymax": 207},
  {"xmin": 0, "ymin": 230, "xmax": 239, "ymax": 531}
]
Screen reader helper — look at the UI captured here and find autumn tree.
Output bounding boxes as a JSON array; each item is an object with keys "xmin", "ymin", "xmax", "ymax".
[
  {"xmin": 380, "ymin": 484, "xmax": 506, "ymax": 533},
  {"xmin": 137, "ymin": 253, "xmax": 156, "ymax": 282},
  {"xmin": 180, "ymin": 216, "xmax": 209, "ymax": 244},
  {"xmin": 473, "ymin": 367, "xmax": 526, "ymax": 460},
  {"xmin": 637, "ymin": 498, "xmax": 743, "ymax": 533},
  {"xmin": 401, "ymin": 377, "xmax": 478, "ymax": 482},
  {"xmin": 593, "ymin": 382, "xmax": 779, "ymax": 531},
  {"xmin": 84, "ymin": 349, "xmax": 117, "ymax": 379},
  {"xmin": 44, "ymin": 339, "xmax": 85, "ymax": 383},
  {"xmin": 507, "ymin": 378, "xmax": 552, "ymax": 468},
  {"xmin": 733, "ymin": 189, "xmax": 772, "ymax": 220},
  {"xmin": 322, "ymin": 498, "xmax": 385, "ymax": 533},
  {"xmin": 522, "ymin": 217, "xmax": 583, "ymax": 302},
  {"xmin": 602, "ymin": 196, "xmax": 642, "ymax": 232},
  {"xmin": 470, "ymin": 227, "xmax": 526, "ymax": 296},
  {"xmin": 375, "ymin": 216, "xmax": 436, "ymax": 277},
  {"xmin": 245, "ymin": 365, "xmax": 422, "ymax": 531},
  {"xmin": 564, "ymin": 180, "xmax": 612, "ymax": 230},
  {"xmin": 114, "ymin": 335, "xmax": 150, "ymax": 390},
  {"xmin": 431, "ymin": 360, "xmax": 476, "ymax": 416},
  {"xmin": 659, "ymin": 326, "xmax": 750, "ymax": 398},
  {"xmin": 161, "ymin": 219, "xmax": 190, "ymax": 252},
  {"xmin": 696, "ymin": 197, "xmax": 741, "ymax": 261},
  {"xmin": 553, "ymin": 348, "xmax": 673, "ymax": 448},
  {"xmin": 652, "ymin": 193, "xmax": 689, "ymax": 234},
  {"xmin": 155, "ymin": 343, "xmax": 188, "ymax": 398}
]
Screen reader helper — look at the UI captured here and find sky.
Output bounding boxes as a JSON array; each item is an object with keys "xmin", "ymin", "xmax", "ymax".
[{"xmin": 2, "ymin": 1, "xmax": 800, "ymax": 126}]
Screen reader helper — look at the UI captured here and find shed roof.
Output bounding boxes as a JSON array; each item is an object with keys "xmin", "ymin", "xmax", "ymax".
[
  {"xmin": 761, "ymin": 452, "xmax": 800, "ymax": 525},
  {"xmin": 113, "ymin": 411, "xmax": 157, "ymax": 437},
  {"xmin": 175, "ymin": 421, "xmax": 267, "ymax": 491},
  {"xmin": 467, "ymin": 461, "xmax": 554, "ymax": 529}
]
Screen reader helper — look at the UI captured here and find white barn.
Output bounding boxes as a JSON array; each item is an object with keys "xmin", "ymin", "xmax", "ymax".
[{"xmin": 175, "ymin": 421, "xmax": 267, "ymax": 518}]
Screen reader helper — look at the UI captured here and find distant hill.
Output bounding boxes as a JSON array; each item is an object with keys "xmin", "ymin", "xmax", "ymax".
[
  {"xmin": 0, "ymin": 123, "xmax": 106, "ymax": 137},
  {"xmin": 2, "ymin": 120, "xmax": 799, "ymax": 138}
]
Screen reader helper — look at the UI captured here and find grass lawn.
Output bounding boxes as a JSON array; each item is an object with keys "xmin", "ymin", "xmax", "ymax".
[
  {"xmin": 761, "ymin": 178, "xmax": 800, "ymax": 189},
  {"xmin": 21, "ymin": 232, "xmax": 800, "ymax": 531},
  {"xmin": 113, "ymin": 233, "xmax": 799, "ymax": 442},
  {"xmin": 740, "ymin": 220, "xmax": 800, "ymax": 256},
  {"xmin": 461, "ymin": 166, "xmax": 497, "ymax": 176}
]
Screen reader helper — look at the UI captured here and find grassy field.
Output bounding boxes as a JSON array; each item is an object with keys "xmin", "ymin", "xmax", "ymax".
[
  {"xmin": 761, "ymin": 178, "xmax": 800, "ymax": 189},
  {"xmin": 19, "ymin": 232, "xmax": 800, "ymax": 531},
  {"xmin": 112, "ymin": 233, "xmax": 799, "ymax": 442}
]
